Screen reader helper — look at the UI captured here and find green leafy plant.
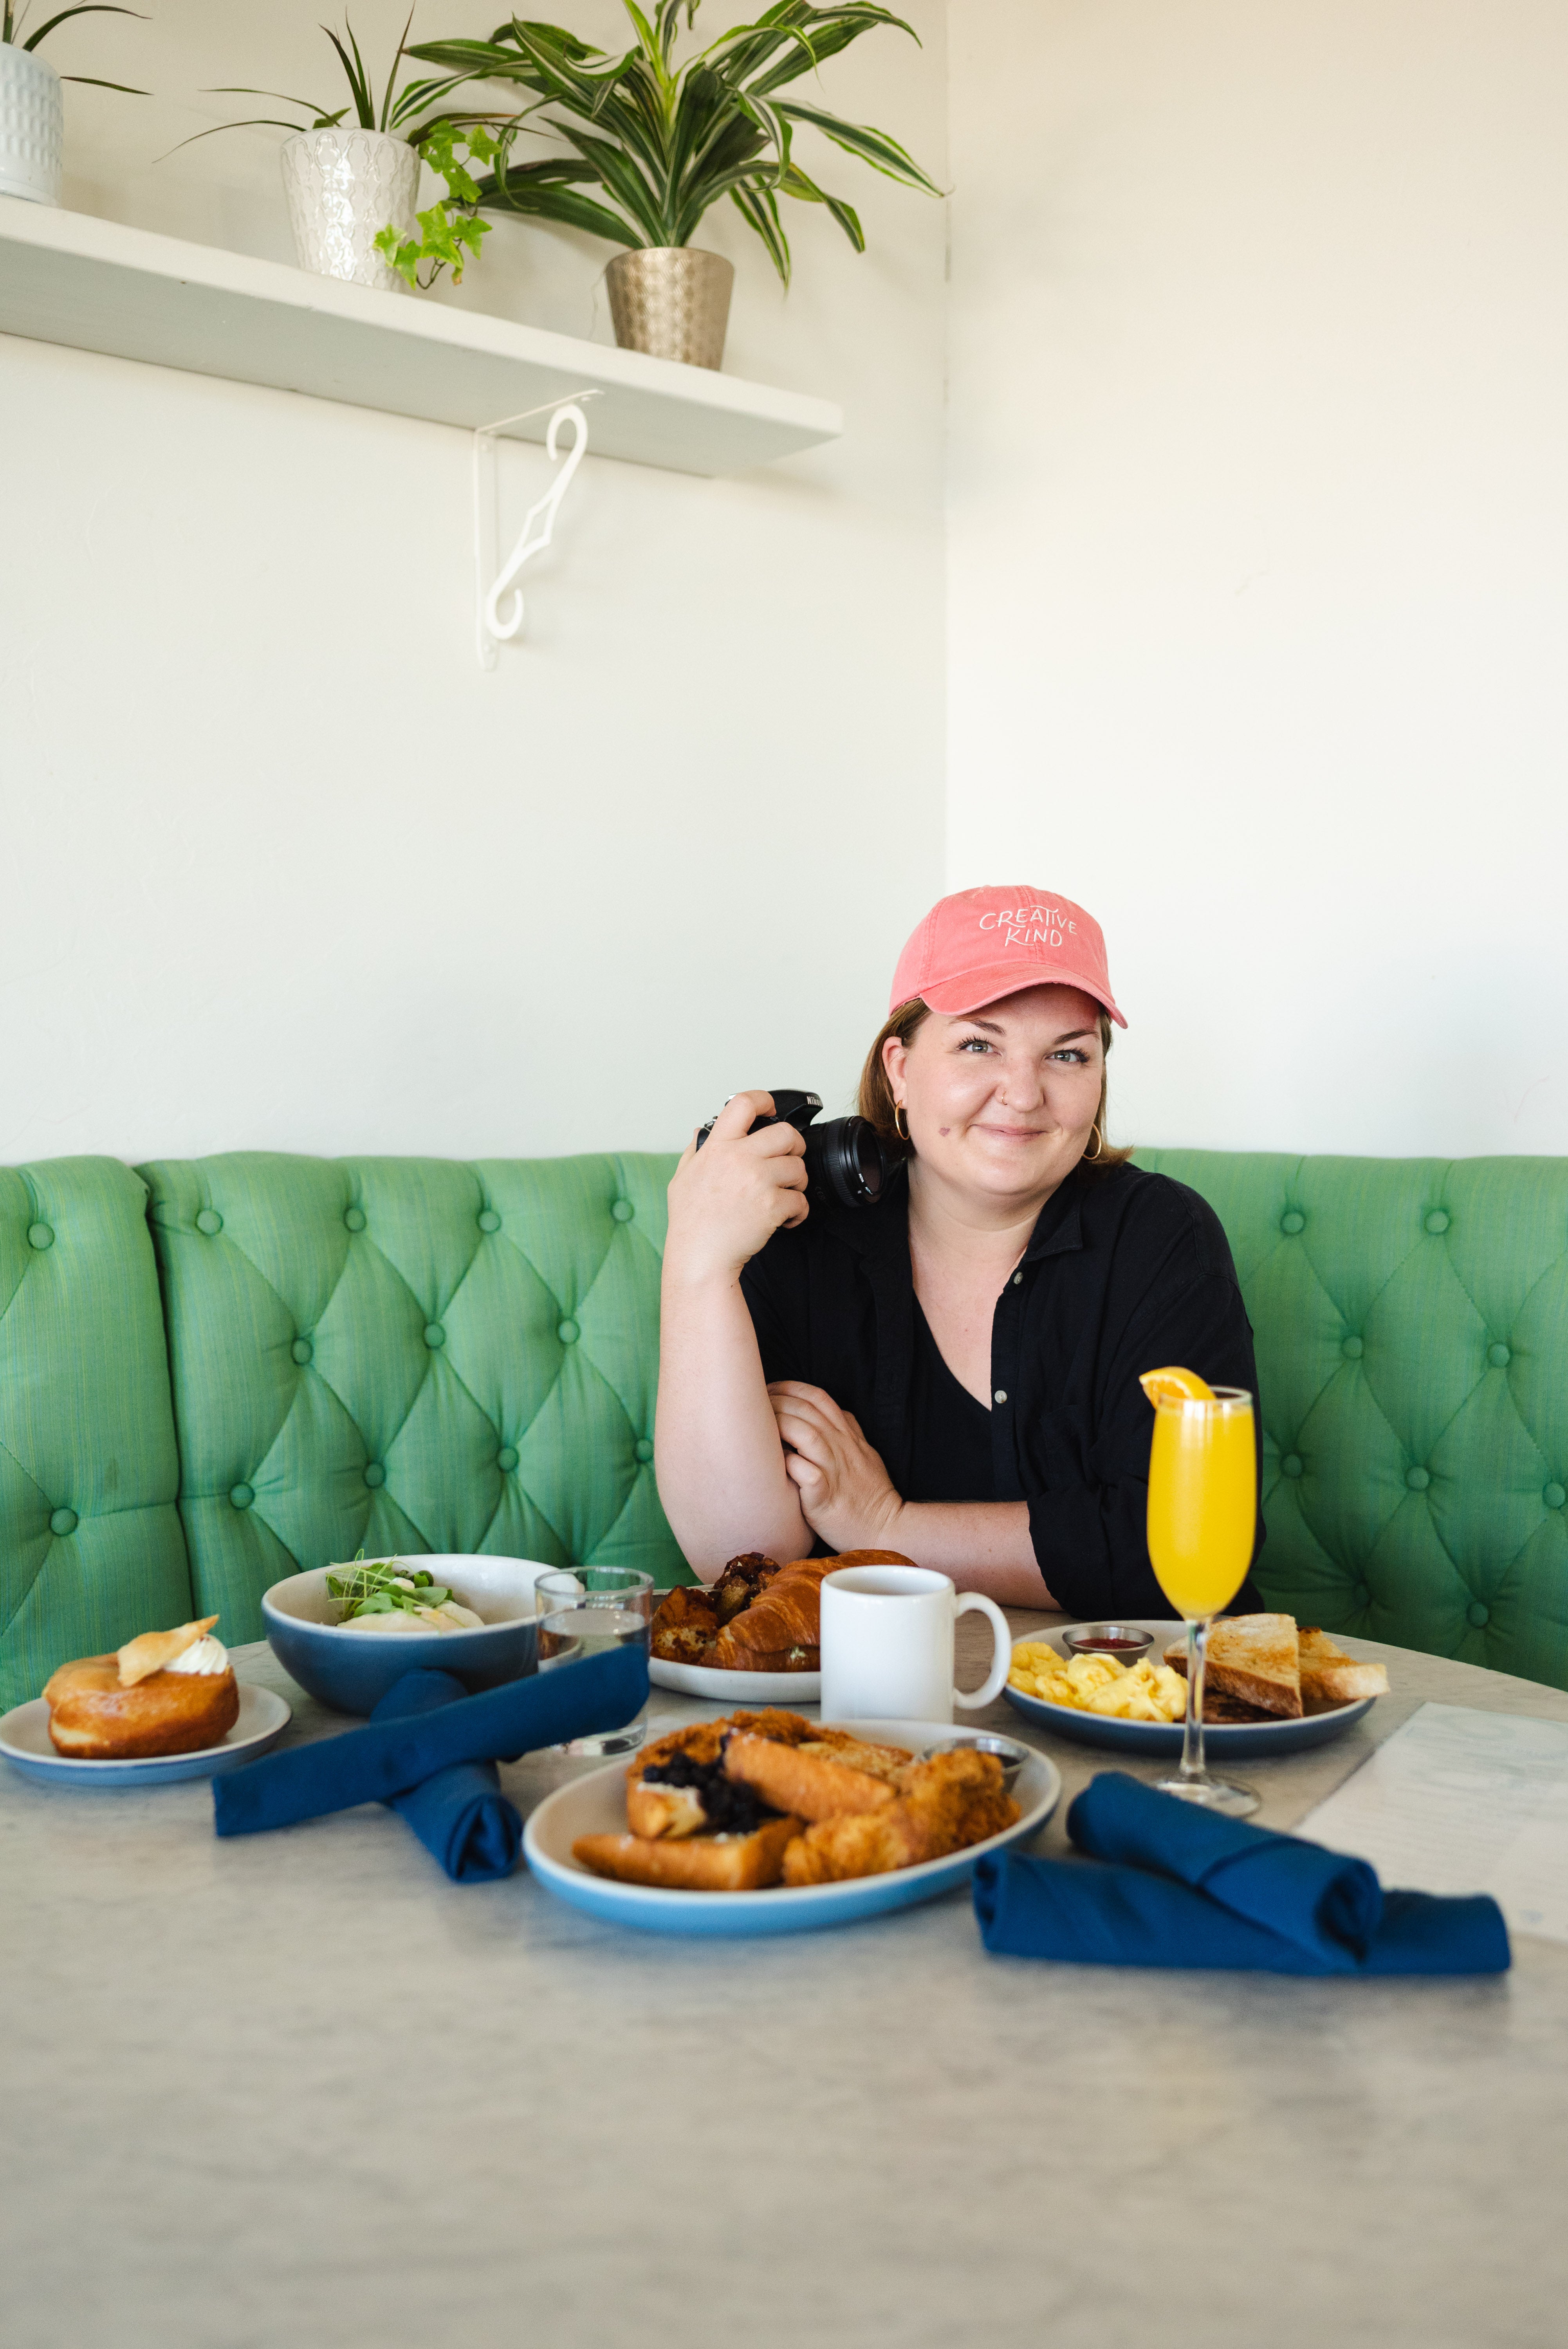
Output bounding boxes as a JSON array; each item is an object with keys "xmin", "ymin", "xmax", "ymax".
[
  {"xmin": 2, "ymin": 2, "xmax": 149, "ymax": 97},
  {"xmin": 374, "ymin": 117, "xmax": 503, "ymax": 286},
  {"xmin": 409, "ymin": 2, "xmax": 941, "ymax": 287},
  {"xmin": 171, "ymin": 8, "xmax": 504, "ymax": 154}
]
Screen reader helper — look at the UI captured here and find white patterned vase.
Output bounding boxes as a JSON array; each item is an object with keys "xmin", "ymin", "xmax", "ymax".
[
  {"xmin": 280, "ymin": 125, "xmax": 419, "ymax": 293},
  {"xmin": 0, "ymin": 41, "xmax": 63, "ymax": 207}
]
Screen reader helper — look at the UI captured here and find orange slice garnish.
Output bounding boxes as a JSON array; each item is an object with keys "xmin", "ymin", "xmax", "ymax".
[{"xmin": 1139, "ymin": 1366, "xmax": 1216, "ymax": 1407}]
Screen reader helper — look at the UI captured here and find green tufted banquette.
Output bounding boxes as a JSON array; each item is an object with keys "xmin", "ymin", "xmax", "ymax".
[
  {"xmin": 0, "ymin": 1159, "xmax": 191, "ymax": 1710},
  {"xmin": 2, "ymin": 1147, "xmax": 1566, "ymax": 1707},
  {"xmin": 1136, "ymin": 1152, "xmax": 1568, "ymax": 1691},
  {"xmin": 135, "ymin": 1153, "xmax": 691, "ymax": 1647}
]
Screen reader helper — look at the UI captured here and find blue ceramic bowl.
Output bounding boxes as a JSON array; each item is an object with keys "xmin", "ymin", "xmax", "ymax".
[{"xmin": 262, "ymin": 1555, "xmax": 551, "ymax": 1717}]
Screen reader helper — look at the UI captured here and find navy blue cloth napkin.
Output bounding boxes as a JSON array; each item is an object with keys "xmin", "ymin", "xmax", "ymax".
[
  {"xmin": 213, "ymin": 1643, "xmax": 646, "ymax": 1840},
  {"xmin": 370, "ymin": 1669, "xmax": 521, "ymax": 1884},
  {"xmin": 973, "ymin": 1772, "xmax": 1509, "ymax": 1975}
]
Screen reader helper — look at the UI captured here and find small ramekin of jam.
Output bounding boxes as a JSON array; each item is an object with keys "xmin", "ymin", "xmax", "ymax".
[{"xmin": 1061, "ymin": 1622, "xmax": 1155, "ymax": 1663}]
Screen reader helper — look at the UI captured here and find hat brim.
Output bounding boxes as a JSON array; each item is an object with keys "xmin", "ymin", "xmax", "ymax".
[{"xmin": 911, "ymin": 963, "xmax": 1127, "ymax": 1028}]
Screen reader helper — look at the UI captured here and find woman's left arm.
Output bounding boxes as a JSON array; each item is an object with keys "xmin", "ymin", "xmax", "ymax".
[{"xmin": 767, "ymin": 1382, "xmax": 1053, "ymax": 1607}]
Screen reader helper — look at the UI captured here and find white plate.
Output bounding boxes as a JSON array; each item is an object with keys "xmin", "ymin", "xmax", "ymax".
[
  {"xmin": 0, "ymin": 1681, "xmax": 292, "ymax": 1787},
  {"xmin": 523, "ymin": 1717, "xmax": 1060, "ymax": 1937},
  {"xmin": 1004, "ymin": 1624, "xmax": 1379, "ymax": 1759},
  {"xmin": 649, "ymin": 1656, "xmax": 821, "ymax": 1704}
]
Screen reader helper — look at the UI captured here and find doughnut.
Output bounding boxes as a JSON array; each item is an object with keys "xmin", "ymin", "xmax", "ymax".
[{"xmin": 43, "ymin": 1616, "xmax": 240, "ymax": 1759}]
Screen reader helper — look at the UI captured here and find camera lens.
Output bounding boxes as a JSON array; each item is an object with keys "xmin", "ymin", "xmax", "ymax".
[{"xmin": 808, "ymin": 1117, "xmax": 887, "ymax": 1209}]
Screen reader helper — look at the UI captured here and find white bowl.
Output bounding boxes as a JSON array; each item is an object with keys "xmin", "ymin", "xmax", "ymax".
[{"xmin": 262, "ymin": 1555, "xmax": 555, "ymax": 1715}]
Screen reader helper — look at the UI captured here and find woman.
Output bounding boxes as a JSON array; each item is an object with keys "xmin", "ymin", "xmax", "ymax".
[{"xmin": 655, "ymin": 884, "xmax": 1263, "ymax": 1616}]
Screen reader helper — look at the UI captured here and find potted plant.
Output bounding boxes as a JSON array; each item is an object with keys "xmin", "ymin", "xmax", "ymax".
[
  {"xmin": 178, "ymin": 11, "xmax": 509, "ymax": 293},
  {"xmin": 1, "ymin": 3, "xmax": 146, "ymax": 207},
  {"xmin": 410, "ymin": 2, "xmax": 940, "ymax": 368}
]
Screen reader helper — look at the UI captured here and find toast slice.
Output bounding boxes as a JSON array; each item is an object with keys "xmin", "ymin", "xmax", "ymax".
[
  {"xmin": 1164, "ymin": 1613, "xmax": 1303, "ymax": 1718},
  {"xmin": 1298, "ymin": 1627, "xmax": 1389, "ymax": 1710},
  {"xmin": 573, "ymin": 1815, "xmax": 801, "ymax": 1890}
]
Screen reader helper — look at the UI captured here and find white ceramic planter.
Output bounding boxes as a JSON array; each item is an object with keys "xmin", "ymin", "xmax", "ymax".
[
  {"xmin": 0, "ymin": 41, "xmax": 63, "ymax": 207},
  {"xmin": 280, "ymin": 125, "xmax": 419, "ymax": 292}
]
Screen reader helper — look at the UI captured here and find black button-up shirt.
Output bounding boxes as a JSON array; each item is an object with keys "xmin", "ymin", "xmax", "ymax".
[{"xmin": 740, "ymin": 1158, "xmax": 1265, "ymax": 1619}]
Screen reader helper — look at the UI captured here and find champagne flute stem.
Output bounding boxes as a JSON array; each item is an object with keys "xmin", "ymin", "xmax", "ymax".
[{"xmin": 1180, "ymin": 1616, "xmax": 1208, "ymax": 1783}]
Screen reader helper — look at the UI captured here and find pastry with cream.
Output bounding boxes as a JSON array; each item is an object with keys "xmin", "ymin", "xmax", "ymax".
[{"xmin": 43, "ymin": 1615, "xmax": 240, "ymax": 1759}]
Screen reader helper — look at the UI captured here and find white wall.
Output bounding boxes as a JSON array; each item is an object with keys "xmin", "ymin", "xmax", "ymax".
[
  {"xmin": 947, "ymin": 0, "xmax": 1568, "ymax": 1158},
  {"xmin": 0, "ymin": 0, "xmax": 949, "ymax": 1163}
]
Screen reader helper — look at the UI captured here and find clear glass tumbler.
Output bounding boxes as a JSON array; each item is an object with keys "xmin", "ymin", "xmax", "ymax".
[{"xmin": 534, "ymin": 1567, "xmax": 654, "ymax": 1757}]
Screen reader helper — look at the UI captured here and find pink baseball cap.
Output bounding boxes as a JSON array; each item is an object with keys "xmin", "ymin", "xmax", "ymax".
[{"xmin": 890, "ymin": 886, "xmax": 1126, "ymax": 1027}]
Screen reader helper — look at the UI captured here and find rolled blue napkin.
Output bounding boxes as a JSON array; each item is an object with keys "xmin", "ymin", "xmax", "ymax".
[
  {"xmin": 371, "ymin": 1669, "xmax": 521, "ymax": 1884},
  {"xmin": 1068, "ymin": 1770, "xmax": 1383, "ymax": 1960},
  {"xmin": 973, "ymin": 1774, "xmax": 1510, "ymax": 1976},
  {"xmin": 214, "ymin": 1643, "xmax": 646, "ymax": 1839}
]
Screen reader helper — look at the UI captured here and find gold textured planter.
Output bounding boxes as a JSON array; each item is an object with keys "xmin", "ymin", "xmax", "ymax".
[{"xmin": 605, "ymin": 246, "xmax": 734, "ymax": 370}]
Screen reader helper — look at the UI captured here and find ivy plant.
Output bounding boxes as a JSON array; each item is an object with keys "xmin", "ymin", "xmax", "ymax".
[{"xmin": 374, "ymin": 119, "xmax": 503, "ymax": 287}]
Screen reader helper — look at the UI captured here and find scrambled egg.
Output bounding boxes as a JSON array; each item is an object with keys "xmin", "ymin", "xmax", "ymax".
[{"xmin": 1009, "ymin": 1641, "xmax": 1188, "ymax": 1724}]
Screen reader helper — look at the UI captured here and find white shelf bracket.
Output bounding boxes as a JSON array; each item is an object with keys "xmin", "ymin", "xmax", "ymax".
[{"xmin": 473, "ymin": 391, "xmax": 600, "ymax": 671}]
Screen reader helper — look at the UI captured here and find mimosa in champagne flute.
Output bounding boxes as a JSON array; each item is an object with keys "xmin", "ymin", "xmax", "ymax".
[{"xmin": 1140, "ymin": 1367, "xmax": 1259, "ymax": 1818}]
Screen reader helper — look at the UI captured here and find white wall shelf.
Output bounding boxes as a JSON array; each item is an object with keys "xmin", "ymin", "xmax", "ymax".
[{"xmin": 0, "ymin": 197, "xmax": 843, "ymax": 477}]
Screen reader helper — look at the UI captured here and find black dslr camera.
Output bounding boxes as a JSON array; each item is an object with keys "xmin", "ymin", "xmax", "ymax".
[{"xmin": 695, "ymin": 1088, "xmax": 899, "ymax": 1210}]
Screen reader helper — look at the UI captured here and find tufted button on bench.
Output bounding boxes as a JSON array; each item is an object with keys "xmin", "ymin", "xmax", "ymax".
[
  {"xmin": 1280, "ymin": 1210, "xmax": 1305, "ymax": 1235},
  {"xmin": 27, "ymin": 1222, "xmax": 53, "ymax": 1250},
  {"xmin": 1425, "ymin": 1209, "xmax": 1451, "ymax": 1234},
  {"xmin": 1406, "ymin": 1466, "xmax": 1431, "ymax": 1490}
]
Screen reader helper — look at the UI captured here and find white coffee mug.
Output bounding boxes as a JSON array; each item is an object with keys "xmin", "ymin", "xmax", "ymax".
[{"xmin": 819, "ymin": 1564, "xmax": 1012, "ymax": 1725}]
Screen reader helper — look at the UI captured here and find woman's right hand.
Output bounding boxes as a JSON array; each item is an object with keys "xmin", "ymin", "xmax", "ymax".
[{"xmin": 663, "ymin": 1091, "xmax": 808, "ymax": 1286}]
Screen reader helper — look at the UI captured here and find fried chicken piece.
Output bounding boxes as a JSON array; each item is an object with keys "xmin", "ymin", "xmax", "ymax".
[{"xmin": 781, "ymin": 1749, "xmax": 1019, "ymax": 1885}]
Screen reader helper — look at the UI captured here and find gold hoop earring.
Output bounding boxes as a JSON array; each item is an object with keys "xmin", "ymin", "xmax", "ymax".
[
  {"xmin": 893, "ymin": 1102, "xmax": 910, "ymax": 1143},
  {"xmin": 1084, "ymin": 1121, "xmax": 1104, "ymax": 1162}
]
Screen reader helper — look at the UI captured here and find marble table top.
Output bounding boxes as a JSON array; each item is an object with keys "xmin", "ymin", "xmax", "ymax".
[{"xmin": 5, "ymin": 1613, "xmax": 1568, "ymax": 2349}]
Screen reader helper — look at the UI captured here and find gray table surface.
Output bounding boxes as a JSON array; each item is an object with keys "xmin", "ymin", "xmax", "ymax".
[{"xmin": 5, "ymin": 1613, "xmax": 1568, "ymax": 2349}]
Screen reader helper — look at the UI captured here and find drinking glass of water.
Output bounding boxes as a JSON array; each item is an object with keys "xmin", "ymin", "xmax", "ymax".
[{"xmin": 535, "ymin": 1568, "xmax": 654, "ymax": 1757}]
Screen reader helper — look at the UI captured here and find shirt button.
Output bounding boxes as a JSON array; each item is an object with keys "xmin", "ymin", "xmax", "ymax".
[
  {"xmin": 993, "ymin": 1389, "xmax": 1008, "ymax": 1405},
  {"xmin": 1012, "ymin": 1271, "xmax": 1022, "ymax": 1285}
]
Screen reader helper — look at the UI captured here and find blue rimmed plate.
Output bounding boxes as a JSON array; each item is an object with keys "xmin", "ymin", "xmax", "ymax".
[
  {"xmin": 1004, "ymin": 1626, "xmax": 1378, "ymax": 1759},
  {"xmin": 524, "ymin": 1718, "xmax": 1060, "ymax": 1937},
  {"xmin": 0, "ymin": 1681, "xmax": 291, "ymax": 1788}
]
